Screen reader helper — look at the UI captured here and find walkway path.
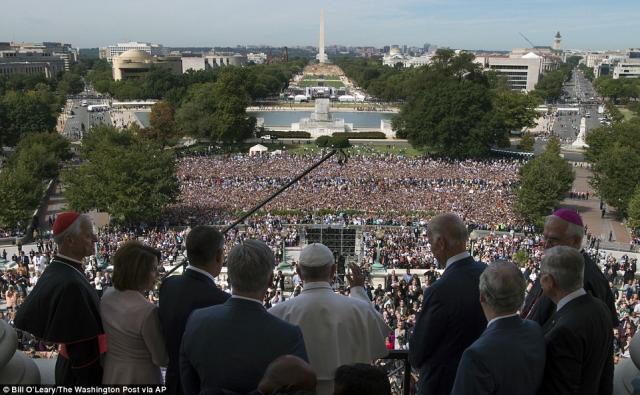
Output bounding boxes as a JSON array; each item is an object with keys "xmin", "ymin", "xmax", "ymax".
[{"xmin": 559, "ymin": 165, "xmax": 632, "ymax": 251}]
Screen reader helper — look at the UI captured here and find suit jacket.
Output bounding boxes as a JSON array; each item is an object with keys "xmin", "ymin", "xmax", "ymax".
[
  {"xmin": 522, "ymin": 251, "xmax": 618, "ymax": 327},
  {"xmin": 409, "ymin": 256, "xmax": 487, "ymax": 395},
  {"xmin": 451, "ymin": 316, "xmax": 546, "ymax": 395},
  {"xmin": 159, "ymin": 268, "xmax": 230, "ymax": 395},
  {"xmin": 540, "ymin": 294, "xmax": 613, "ymax": 395},
  {"xmin": 180, "ymin": 297, "xmax": 309, "ymax": 395}
]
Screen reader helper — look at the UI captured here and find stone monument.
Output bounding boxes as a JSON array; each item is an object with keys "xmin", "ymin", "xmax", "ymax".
[{"xmin": 291, "ymin": 99, "xmax": 353, "ymax": 137}]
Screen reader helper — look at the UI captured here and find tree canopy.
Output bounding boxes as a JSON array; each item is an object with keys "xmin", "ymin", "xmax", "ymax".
[
  {"xmin": 0, "ymin": 132, "xmax": 71, "ymax": 229},
  {"xmin": 515, "ymin": 137, "xmax": 575, "ymax": 226},
  {"xmin": 586, "ymin": 118, "xmax": 640, "ymax": 217},
  {"xmin": 392, "ymin": 49, "xmax": 538, "ymax": 156},
  {"xmin": 63, "ymin": 126, "xmax": 179, "ymax": 225}
]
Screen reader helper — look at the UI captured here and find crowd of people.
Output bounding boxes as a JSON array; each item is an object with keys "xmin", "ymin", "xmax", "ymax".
[
  {"xmin": 1, "ymin": 203, "xmax": 638, "ymax": 394},
  {"xmin": 169, "ymin": 153, "xmax": 525, "ymax": 232}
]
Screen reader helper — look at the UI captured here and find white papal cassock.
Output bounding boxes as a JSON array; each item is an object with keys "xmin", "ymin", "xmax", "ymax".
[{"xmin": 269, "ymin": 282, "xmax": 391, "ymax": 395}]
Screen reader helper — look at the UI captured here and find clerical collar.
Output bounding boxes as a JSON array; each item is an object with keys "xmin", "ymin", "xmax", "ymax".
[
  {"xmin": 54, "ymin": 254, "xmax": 84, "ymax": 274},
  {"xmin": 556, "ymin": 288, "xmax": 587, "ymax": 312}
]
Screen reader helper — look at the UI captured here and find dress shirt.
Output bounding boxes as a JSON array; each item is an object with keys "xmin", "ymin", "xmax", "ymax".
[
  {"xmin": 445, "ymin": 252, "xmax": 471, "ymax": 270},
  {"xmin": 186, "ymin": 265, "xmax": 216, "ymax": 284},
  {"xmin": 556, "ymin": 288, "xmax": 587, "ymax": 312},
  {"xmin": 231, "ymin": 295, "xmax": 265, "ymax": 307},
  {"xmin": 487, "ymin": 312, "xmax": 519, "ymax": 328}
]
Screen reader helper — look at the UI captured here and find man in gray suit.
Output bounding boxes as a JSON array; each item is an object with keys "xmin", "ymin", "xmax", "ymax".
[
  {"xmin": 452, "ymin": 261, "xmax": 546, "ymax": 395},
  {"xmin": 180, "ymin": 240, "xmax": 308, "ymax": 395}
]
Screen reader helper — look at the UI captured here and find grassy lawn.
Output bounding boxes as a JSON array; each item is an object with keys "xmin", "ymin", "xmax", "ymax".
[
  {"xmin": 302, "ymin": 75, "xmax": 340, "ymax": 80},
  {"xmin": 619, "ymin": 107, "xmax": 636, "ymax": 121},
  {"xmin": 297, "ymin": 79, "xmax": 345, "ymax": 88}
]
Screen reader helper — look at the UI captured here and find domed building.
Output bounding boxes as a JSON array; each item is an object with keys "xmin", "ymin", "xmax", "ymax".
[{"xmin": 112, "ymin": 49, "xmax": 181, "ymax": 81}]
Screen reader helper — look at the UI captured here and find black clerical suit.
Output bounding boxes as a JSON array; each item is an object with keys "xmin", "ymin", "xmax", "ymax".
[
  {"xmin": 539, "ymin": 293, "xmax": 613, "ymax": 395},
  {"xmin": 15, "ymin": 256, "xmax": 104, "ymax": 385},
  {"xmin": 522, "ymin": 251, "xmax": 618, "ymax": 326}
]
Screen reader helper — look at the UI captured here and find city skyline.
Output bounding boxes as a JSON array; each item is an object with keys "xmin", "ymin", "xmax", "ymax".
[{"xmin": 1, "ymin": 0, "xmax": 639, "ymax": 51}]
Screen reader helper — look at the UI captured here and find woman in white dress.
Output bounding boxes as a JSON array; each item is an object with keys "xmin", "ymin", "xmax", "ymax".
[{"xmin": 101, "ymin": 241, "xmax": 168, "ymax": 384}]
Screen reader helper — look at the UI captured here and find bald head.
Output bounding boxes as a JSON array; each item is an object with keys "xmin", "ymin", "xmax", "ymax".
[
  {"xmin": 258, "ymin": 355, "xmax": 317, "ymax": 394},
  {"xmin": 427, "ymin": 213, "xmax": 468, "ymax": 245}
]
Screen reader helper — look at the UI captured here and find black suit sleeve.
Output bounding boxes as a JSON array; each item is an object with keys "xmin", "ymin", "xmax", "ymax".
[
  {"xmin": 288, "ymin": 327, "xmax": 309, "ymax": 362},
  {"xmin": 409, "ymin": 290, "xmax": 447, "ymax": 368},
  {"xmin": 540, "ymin": 326, "xmax": 583, "ymax": 395},
  {"xmin": 180, "ymin": 333, "xmax": 200, "ymax": 395}
]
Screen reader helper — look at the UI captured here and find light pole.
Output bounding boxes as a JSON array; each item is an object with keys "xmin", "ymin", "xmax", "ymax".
[
  {"xmin": 277, "ymin": 229, "xmax": 291, "ymax": 271},
  {"xmin": 371, "ymin": 229, "xmax": 386, "ymax": 272}
]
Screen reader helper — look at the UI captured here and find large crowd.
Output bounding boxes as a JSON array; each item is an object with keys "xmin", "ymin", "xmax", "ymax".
[{"xmin": 169, "ymin": 153, "xmax": 525, "ymax": 231}]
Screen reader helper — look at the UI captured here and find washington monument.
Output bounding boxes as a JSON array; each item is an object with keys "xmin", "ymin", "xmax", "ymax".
[{"xmin": 317, "ymin": 9, "xmax": 327, "ymax": 63}]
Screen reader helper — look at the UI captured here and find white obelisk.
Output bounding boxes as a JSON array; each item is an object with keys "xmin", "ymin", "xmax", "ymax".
[{"xmin": 318, "ymin": 10, "xmax": 327, "ymax": 63}]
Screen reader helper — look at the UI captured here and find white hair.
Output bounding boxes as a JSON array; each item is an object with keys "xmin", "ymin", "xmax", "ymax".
[
  {"xmin": 545, "ymin": 215, "xmax": 584, "ymax": 244},
  {"xmin": 542, "ymin": 246, "xmax": 584, "ymax": 293},
  {"xmin": 227, "ymin": 240, "xmax": 275, "ymax": 294}
]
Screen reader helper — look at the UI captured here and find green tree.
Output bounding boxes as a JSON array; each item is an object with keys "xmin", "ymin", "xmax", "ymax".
[
  {"xmin": 0, "ymin": 89, "xmax": 57, "ymax": 146},
  {"xmin": 516, "ymin": 146, "xmax": 574, "ymax": 226},
  {"xmin": 533, "ymin": 67, "xmax": 571, "ymax": 102},
  {"xmin": 629, "ymin": 187, "xmax": 640, "ymax": 230},
  {"xmin": 63, "ymin": 126, "xmax": 179, "ymax": 224},
  {"xmin": 587, "ymin": 118, "xmax": 640, "ymax": 216},
  {"xmin": 143, "ymin": 100, "xmax": 177, "ymax": 148},
  {"xmin": 175, "ymin": 83, "xmax": 218, "ymax": 137},
  {"xmin": 518, "ymin": 133, "xmax": 535, "ymax": 151},
  {"xmin": 394, "ymin": 50, "xmax": 499, "ymax": 157},
  {"xmin": 590, "ymin": 142, "xmax": 640, "ymax": 217},
  {"xmin": 0, "ymin": 167, "xmax": 43, "ymax": 229}
]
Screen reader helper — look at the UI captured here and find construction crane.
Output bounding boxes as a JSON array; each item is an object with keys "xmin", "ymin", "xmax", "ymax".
[{"xmin": 518, "ymin": 32, "xmax": 537, "ymax": 48}]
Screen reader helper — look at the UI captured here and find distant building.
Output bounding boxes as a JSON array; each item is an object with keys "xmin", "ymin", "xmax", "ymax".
[
  {"xmin": 203, "ymin": 53, "xmax": 247, "ymax": 67},
  {"xmin": 112, "ymin": 49, "xmax": 181, "ymax": 81},
  {"xmin": 475, "ymin": 53, "xmax": 542, "ymax": 91},
  {"xmin": 100, "ymin": 41, "xmax": 165, "ymax": 63},
  {"xmin": 247, "ymin": 53, "xmax": 267, "ymax": 64},
  {"xmin": 0, "ymin": 42, "xmax": 77, "ymax": 76},
  {"xmin": 181, "ymin": 56, "xmax": 206, "ymax": 73},
  {"xmin": 553, "ymin": 32, "xmax": 562, "ymax": 50},
  {"xmin": 382, "ymin": 46, "xmax": 432, "ymax": 68},
  {"xmin": 613, "ymin": 60, "xmax": 640, "ymax": 79}
]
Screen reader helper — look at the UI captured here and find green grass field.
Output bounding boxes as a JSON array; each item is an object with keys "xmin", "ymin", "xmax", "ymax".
[
  {"xmin": 619, "ymin": 108, "xmax": 636, "ymax": 121},
  {"xmin": 297, "ymin": 79, "xmax": 345, "ymax": 88}
]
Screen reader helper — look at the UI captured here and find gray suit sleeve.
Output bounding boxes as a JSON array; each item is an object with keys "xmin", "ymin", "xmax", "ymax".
[{"xmin": 451, "ymin": 349, "xmax": 494, "ymax": 395}]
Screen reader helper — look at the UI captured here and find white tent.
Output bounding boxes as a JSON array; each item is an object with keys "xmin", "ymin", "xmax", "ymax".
[{"xmin": 249, "ymin": 144, "xmax": 268, "ymax": 156}]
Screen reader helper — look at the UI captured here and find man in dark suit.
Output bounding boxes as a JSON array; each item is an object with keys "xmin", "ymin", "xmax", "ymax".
[
  {"xmin": 522, "ymin": 209, "xmax": 618, "ymax": 327},
  {"xmin": 539, "ymin": 246, "xmax": 613, "ymax": 395},
  {"xmin": 180, "ymin": 240, "xmax": 308, "ymax": 395},
  {"xmin": 452, "ymin": 261, "xmax": 546, "ymax": 395},
  {"xmin": 409, "ymin": 213, "xmax": 487, "ymax": 395},
  {"xmin": 159, "ymin": 226, "xmax": 230, "ymax": 395}
]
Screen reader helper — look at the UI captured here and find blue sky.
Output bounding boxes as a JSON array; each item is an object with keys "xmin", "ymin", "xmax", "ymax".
[{"xmin": 2, "ymin": 0, "xmax": 638, "ymax": 50}]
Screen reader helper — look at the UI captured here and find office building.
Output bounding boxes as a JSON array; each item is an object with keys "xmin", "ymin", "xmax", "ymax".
[{"xmin": 100, "ymin": 42, "xmax": 165, "ymax": 63}]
